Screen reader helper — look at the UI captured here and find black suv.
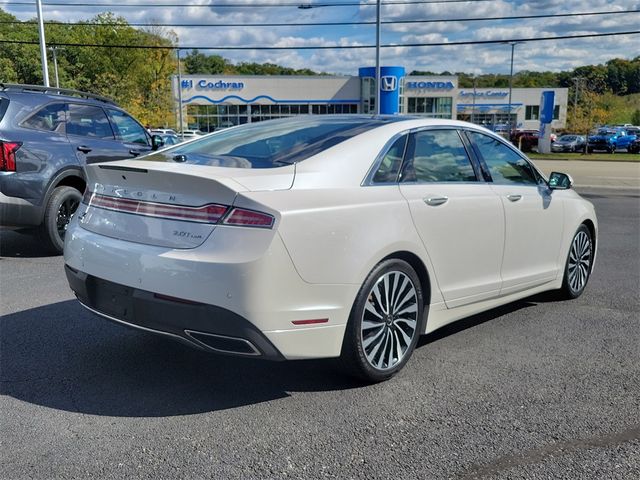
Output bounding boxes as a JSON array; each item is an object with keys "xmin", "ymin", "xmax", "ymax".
[{"xmin": 0, "ymin": 84, "xmax": 163, "ymax": 253}]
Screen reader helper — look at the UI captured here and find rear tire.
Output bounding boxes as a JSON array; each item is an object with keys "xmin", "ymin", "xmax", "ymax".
[
  {"xmin": 37, "ymin": 186, "xmax": 82, "ymax": 255},
  {"xmin": 558, "ymin": 224, "xmax": 593, "ymax": 299},
  {"xmin": 340, "ymin": 259, "xmax": 424, "ymax": 383}
]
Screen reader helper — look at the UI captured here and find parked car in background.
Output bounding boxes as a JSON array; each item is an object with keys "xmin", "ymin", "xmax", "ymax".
[
  {"xmin": 0, "ymin": 83, "xmax": 163, "ymax": 253},
  {"xmin": 628, "ymin": 137, "xmax": 640, "ymax": 154},
  {"xmin": 511, "ymin": 130, "xmax": 539, "ymax": 152},
  {"xmin": 551, "ymin": 135, "xmax": 586, "ymax": 153},
  {"xmin": 588, "ymin": 128, "xmax": 637, "ymax": 153},
  {"xmin": 180, "ymin": 129, "xmax": 204, "ymax": 139},
  {"xmin": 64, "ymin": 116, "xmax": 597, "ymax": 382},
  {"xmin": 150, "ymin": 128, "xmax": 177, "ymax": 136},
  {"xmin": 156, "ymin": 133, "xmax": 181, "ymax": 147}
]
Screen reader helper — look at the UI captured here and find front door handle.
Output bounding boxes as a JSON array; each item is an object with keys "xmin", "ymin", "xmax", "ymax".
[
  {"xmin": 506, "ymin": 194, "xmax": 523, "ymax": 202},
  {"xmin": 129, "ymin": 149, "xmax": 145, "ymax": 157},
  {"xmin": 77, "ymin": 145, "xmax": 92, "ymax": 153},
  {"xmin": 424, "ymin": 196, "xmax": 449, "ymax": 206}
]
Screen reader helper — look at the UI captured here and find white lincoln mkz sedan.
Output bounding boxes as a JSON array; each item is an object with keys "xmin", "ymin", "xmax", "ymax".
[{"xmin": 64, "ymin": 116, "xmax": 597, "ymax": 382}]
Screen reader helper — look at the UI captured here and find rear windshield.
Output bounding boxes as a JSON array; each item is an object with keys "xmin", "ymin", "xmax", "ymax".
[
  {"xmin": 141, "ymin": 116, "xmax": 396, "ymax": 168},
  {"xmin": 0, "ymin": 97, "xmax": 9, "ymax": 122}
]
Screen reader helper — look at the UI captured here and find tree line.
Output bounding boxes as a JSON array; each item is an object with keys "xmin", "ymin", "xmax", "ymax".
[{"xmin": 1, "ymin": 8, "xmax": 638, "ymax": 127}]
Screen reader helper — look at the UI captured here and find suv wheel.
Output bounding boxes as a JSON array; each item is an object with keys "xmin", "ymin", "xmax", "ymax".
[{"xmin": 38, "ymin": 186, "xmax": 82, "ymax": 254}]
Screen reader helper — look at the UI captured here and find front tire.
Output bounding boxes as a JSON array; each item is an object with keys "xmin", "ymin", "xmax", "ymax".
[
  {"xmin": 340, "ymin": 259, "xmax": 424, "ymax": 382},
  {"xmin": 37, "ymin": 186, "xmax": 82, "ymax": 255},
  {"xmin": 559, "ymin": 224, "xmax": 593, "ymax": 299}
]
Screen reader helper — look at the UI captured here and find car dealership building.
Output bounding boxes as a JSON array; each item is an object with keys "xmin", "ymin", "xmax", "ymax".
[{"xmin": 173, "ymin": 66, "xmax": 568, "ymax": 132}]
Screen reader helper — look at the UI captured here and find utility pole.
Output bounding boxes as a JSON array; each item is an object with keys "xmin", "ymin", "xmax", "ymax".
[
  {"xmin": 35, "ymin": 0, "xmax": 50, "ymax": 87},
  {"xmin": 375, "ymin": 0, "xmax": 381, "ymax": 115},
  {"xmin": 50, "ymin": 46, "xmax": 60, "ymax": 88},
  {"xmin": 505, "ymin": 41, "xmax": 522, "ymax": 137},
  {"xmin": 571, "ymin": 77, "xmax": 584, "ymax": 127},
  {"xmin": 471, "ymin": 76, "xmax": 477, "ymax": 124}
]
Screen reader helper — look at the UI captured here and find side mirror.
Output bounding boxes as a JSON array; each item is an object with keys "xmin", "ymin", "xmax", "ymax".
[
  {"xmin": 548, "ymin": 171, "xmax": 573, "ymax": 190},
  {"xmin": 151, "ymin": 135, "xmax": 165, "ymax": 151}
]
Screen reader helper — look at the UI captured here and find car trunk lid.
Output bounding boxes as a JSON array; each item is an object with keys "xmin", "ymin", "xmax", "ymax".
[{"xmin": 78, "ymin": 160, "xmax": 292, "ymax": 248}]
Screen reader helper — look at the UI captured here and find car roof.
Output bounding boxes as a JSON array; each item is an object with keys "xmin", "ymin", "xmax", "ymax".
[{"xmin": 0, "ymin": 83, "xmax": 117, "ymax": 106}]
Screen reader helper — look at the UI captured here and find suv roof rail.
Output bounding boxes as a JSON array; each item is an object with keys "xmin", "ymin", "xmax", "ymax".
[{"xmin": 0, "ymin": 83, "xmax": 117, "ymax": 105}]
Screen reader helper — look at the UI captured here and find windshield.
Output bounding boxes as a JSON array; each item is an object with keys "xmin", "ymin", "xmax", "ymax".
[
  {"xmin": 141, "ymin": 116, "xmax": 402, "ymax": 168},
  {"xmin": 559, "ymin": 135, "xmax": 577, "ymax": 141}
]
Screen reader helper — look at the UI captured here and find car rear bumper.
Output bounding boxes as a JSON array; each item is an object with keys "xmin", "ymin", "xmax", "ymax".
[
  {"xmin": 65, "ymin": 264, "xmax": 286, "ymax": 360},
  {"xmin": 64, "ymin": 220, "xmax": 356, "ymax": 360},
  {"xmin": 0, "ymin": 190, "xmax": 42, "ymax": 227}
]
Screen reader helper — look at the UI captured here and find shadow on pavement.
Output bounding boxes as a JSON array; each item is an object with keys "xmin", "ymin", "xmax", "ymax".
[
  {"xmin": 2, "ymin": 295, "xmax": 551, "ymax": 417},
  {"xmin": 0, "ymin": 229, "xmax": 56, "ymax": 258}
]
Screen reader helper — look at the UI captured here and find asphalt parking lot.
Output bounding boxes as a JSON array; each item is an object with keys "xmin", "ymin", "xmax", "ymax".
[{"xmin": 1, "ymin": 186, "xmax": 639, "ymax": 479}]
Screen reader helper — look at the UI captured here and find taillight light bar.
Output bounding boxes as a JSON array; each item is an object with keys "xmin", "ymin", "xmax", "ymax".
[
  {"xmin": 83, "ymin": 192, "xmax": 274, "ymax": 228},
  {"xmin": 0, "ymin": 141, "xmax": 21, "ymax": 172}
]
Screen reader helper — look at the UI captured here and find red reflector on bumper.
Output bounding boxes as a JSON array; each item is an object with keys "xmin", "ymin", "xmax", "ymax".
[{"xmin": 291, "ymin": 318, "xmax": 329, "ymax": 326}]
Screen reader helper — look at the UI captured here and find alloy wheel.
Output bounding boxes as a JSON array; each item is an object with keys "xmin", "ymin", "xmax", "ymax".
[
  {"xmin": 360, "ymin": 271, "xmax": 418, "ymax": 371},
  {"xmin": 567, "ymin": 230, "xmax": 591, "ymax": 293}
]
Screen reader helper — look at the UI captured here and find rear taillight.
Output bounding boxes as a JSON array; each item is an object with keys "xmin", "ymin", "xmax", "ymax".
[
  {"xmin": 84, "ymin": 192, "xmax": 274, "ymax": 228},
  {"xmin": 223, "ymin": 207, "xmax": 275, "ymax": 228},
  {"xmin": 0, "ymin": 142, "xmax": 21, "ymax": 172}
]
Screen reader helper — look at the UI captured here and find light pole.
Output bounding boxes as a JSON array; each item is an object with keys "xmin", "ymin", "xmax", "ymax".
[
  {"xmin": 35, "ymin": 0, "xmax": 50, "ymax": 87},
  {"xmin": 299, "ymin": 1, "xmax": 381, "ymax": 114},
  {"xmin": 505, "ymin": 41, "xmax": 522, "ymax": 136},
  {"xmin": 375, "ymin": 0, "xmax": 381, "ymax": 115},
  {"xmin": 176, "ymin": 48, "xmax": 184, "ymax": 139}
]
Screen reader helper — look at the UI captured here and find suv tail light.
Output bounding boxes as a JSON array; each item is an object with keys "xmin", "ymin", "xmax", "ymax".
[
  {"xmin": 83, "ymin": 192, "xmax": 275, "ymax": 229},
  {"xmin": 0, "ymin": 141, "xmax": 21, "ymax": 171}
]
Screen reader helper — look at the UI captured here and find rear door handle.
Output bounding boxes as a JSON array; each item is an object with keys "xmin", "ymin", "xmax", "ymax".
[
  {"xmin": 506, "ymin": 194, "xmax": 522, "ymax": 202},
  {"xmin": 77, "ymin": 145, "xmax": 92, "ymax": 153},
  {"xmin": 424, "ymin": 196, "xmax": 449, "ymax": 206}
]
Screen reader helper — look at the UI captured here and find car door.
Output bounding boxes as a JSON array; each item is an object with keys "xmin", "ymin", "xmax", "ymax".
[
  {"xmin": 66, "ymin": 103, "xmax": 130, "ymax": 164},
  {"xmin": 398, "ymin": 128, "xmax": 505, "ymax": 308},
  {"xmin": 106, "ymin": 108, "xmax": 153, "ymax": 158},
  {"xmin": 466, "ymin": 130, "xmax": 564, "ymax": 295}
]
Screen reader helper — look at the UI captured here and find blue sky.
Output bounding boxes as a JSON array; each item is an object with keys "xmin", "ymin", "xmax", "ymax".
[{"xmin": 2, "ymin": 0, "xmax": 640, "ymax": 75}]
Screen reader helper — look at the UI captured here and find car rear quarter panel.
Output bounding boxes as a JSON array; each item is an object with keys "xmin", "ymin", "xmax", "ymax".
[{"xmin": 243, "ymin": 186, "xmax": 445, "ymax": 305}]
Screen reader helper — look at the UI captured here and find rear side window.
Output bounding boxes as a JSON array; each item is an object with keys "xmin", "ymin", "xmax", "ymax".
[
  {"xmin": 67, "ymin": 104, "xmax": 114, "ymax": 139},
  {"xmin": 467, "ymin": 131, "xmax": 538, "ymax": 185},
  {"xmin": 106, "ymin": 109, "xmax": 149, "ymax": 145},
  {"xmin": 400, "ymin": 129, "xmax": 477, "ymax": 183},
  {"xmin": 22, "ymin": 103, "xmax": 66, "ymax": 133},
  {"xmin": 372, "ymin": 135, "xmax": 407, "ymax": 184}
]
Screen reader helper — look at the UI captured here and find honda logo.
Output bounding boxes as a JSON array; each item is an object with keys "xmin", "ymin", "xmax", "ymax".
[{"xmin": 380, "ymin": 76, "xmax": 398, "ymax": 92}]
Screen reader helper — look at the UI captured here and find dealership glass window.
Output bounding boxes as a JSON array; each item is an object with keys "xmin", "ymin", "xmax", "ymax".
[
  {"xmin": 406, "ymin": 97, "xmax": 453, "ymax": 118},
  {"xmin": 401, "ymin": 130, "xmax": 476, "ymax": 183},
  {"xmin": 525, "ymin": 105, "xmax": 539, "ymax": 120},
  {"xmin": 553, "ymin": 105, "xmax": 560, "ymax": 120}
]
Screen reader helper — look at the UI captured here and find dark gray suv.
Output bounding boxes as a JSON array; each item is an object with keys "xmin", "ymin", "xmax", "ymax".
[{"xmin": 0, "ymin": 84, "xmax": 161, "ymax": 253}]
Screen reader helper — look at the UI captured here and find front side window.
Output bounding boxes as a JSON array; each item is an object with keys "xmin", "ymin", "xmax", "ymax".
[
  {"xmin": 400, "ymin": 129, "xmax": 476, "ymax": 183},
  {"xmin": 372, "ymin": 135, "xmax": 407, "ymax": 184},
  {"xmin": 107, "ymin": 109, "xmax": 149, "ymax": 145},
  {"xmin": 467, "ymin": 131, "xmax": 538, "ymax": 185},
  {"xmin": 22, "ymin": 103, "xmax": 66, "ymax": 133},
  {"xmin": 67, "ymin": 104, "xmax": 113, "ymax": 139}
]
